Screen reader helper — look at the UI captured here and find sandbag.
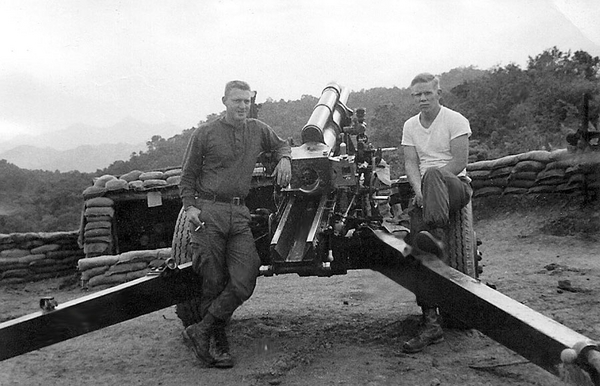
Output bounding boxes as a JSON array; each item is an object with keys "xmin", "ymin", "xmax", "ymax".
[
  {"xmin": 490, "ymin": 154, "xmax": 519, "ymax": 169},
  {"xmin": 117, "ymin": 250, "xmax": 161, "ymax": 264},
  {"xmin": 513, "ymin": 160, "xmax": 546, "ymax": 173},
  {"xmin": 85, "ymin": 207, "xmax": 115, "ymax": 217},
  {"xmin": 546, "ymin": 160, "xmax": 576, "ymax": 170},
  {"xmin": 536, "ymin": 168, "xmax": 565, "ymax": 181},
  {"xmin": 467, "ymin": 170, "xmax": 490, "ymax": 179},
  {"xmin": 31, "ymin": 267, "xmax": 74, "ymax": 280},
  {"xmin": 84, "ymin": 221, "xmax": 112, "ymax": 231},
  {"xmin": 516, "ymin": 150, "xmax": 552, "ymax": 163},
  {"xmin": 105, "ymin": 179, "xmax": 129, "ymax": 191},
  {"xmin": 46, "ymin": 250, "xmax": 84, "ymax": 260},
  {"xmin": 106, "ymin": 261, "xmax": 149, "ymax": 275},
  {"xmin": 84, "ymin": 228, "xmax": 112, "ymax": 238},
  {"xmin": 528, "ymin": 185, "xmax": 556, "ymax": 194},
  {"xmin": 120, "ymin": 170, "xmax": 144, "ymax": 182},
  {"xmin": 30, "ymin": 243, "xmax": 61, "ymax": 254},
  {"xmin": 88, "ymin": 272, "xmax": 128, "ymax": 287},
  {"xmin": 30, "ymin": 262, "xmax": 76, "ymax": 274},
  {"xmin": 588, "ymin": 180, "xmax": 600, "ymax": 190},
  {"xmin": 508, "ymin": 179, "xmax": 536, "ymax": 189},
  {"xmin": 473, "ymin": 186, "xmax": 503, "ymax": 198},
  {"xmin": 1, "ymin": 268, "xmax": 31, "ymax": 279},
  {"xmin": 85, "ymin": 197, "xmax": 114, "ymax": 208},
  {"xmin": 509, "ymin": 171, "xmax": 539, "ymax": 181},
  {"xmin": 126, "ymin": 269, "xmax": 150, "ymax": 281},
  {"xmin": 548, "ymin": 149, "xmax": 570, "ymax": 161},
  {"xmin": 166, "ymin": 176, "xmax": 181, "ymax": 185},
  {"xmin": 470, "ymin": 179, "xmax": 486, "ymax": 190},
  {"xmin": 0, "ymin": 249, "xmax": 30, "ymax": 259},
  {"xmin": 565, "ymin": 165, "xmax": 582, "ymax": 177},
  {"xmin": 503, "ymin": 187, "xmax": 528, "ymax": 195},
  {"xmin": 0, "ymin": 254, "xmax": 46, "ymax": 266},
  {"xmin": 164, "ymin": 168, "xmax": 182, "ymax": 178},
  {"xmin": 83, "ymin": 242, "xmax": 111, "ymax": 256},
  {"xmin": 472, "ymin": 155, "xmax": 519, "ymax": 171},
  {"xmin": 78, "ymin": 255, "xmax": 120, "ymax": 271},
  {"xmin": 489, "ymin": 166, "xmax": 513, "ymax": 178},
  {"xmin": 537, "ymin": 177, "xmax": 564, "ymax": 186},
  {"xmin": 82, "ymin": 186, "xmax": 106, "ymax": 199},
  {"xmin": 139, "ymin": 171, "xmax": 165, "ymax": 181},
  {"xmin": 85, "ymin": 215, "xmax": 113, "ymax": 223},
  {"xmin": 93, "ymin": 175, "xmax": 117, "ymax": 188},
  {"xmin": 143, "ymin": 179, "xmax": 168, "ymax": 188},
  {"xmin": 0, "ymin": 277, "xmax": 26, "ymax": 284},
  {"xmin": 80, "ymin": 265, "xmax": 110, "ymax": 280},
  {"xmin": 568, "ymin": 174, "xmax": 585, "ymax": 185},
  {"xmin": 29, "ymin": 256, "xmax": 79, "ymax": 267},
  {"xmin": 556, "ymin": 183, "xmax": 579, "ymax": 193},
  {"xmin": 84, "ymin": 235, "xmax": 113, "ymax": 244},
  {"xmin": 481, "ymin": 177, "xmax": 508, "ymax": 188}
]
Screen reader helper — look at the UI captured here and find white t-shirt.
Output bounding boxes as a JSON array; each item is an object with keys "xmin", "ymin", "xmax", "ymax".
[{"xmin": 401, "ymin": 106, "xmax": 471, "ymax": 177}]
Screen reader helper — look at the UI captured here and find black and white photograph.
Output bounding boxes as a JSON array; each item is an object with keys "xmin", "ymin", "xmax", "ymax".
[{"xmin": 1, "ymin": 1, "xmax": 599, "ymax": 385}]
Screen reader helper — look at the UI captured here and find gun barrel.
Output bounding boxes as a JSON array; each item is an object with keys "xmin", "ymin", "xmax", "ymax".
[{"xmin": 301, "ymin": 82, "xmax": 350, "ymax": 150}]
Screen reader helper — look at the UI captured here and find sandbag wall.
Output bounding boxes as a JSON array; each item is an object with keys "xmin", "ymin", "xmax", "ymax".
[
  {"xmin": 78, "ymin": 248, "xmax": 171, "ymax": 288},
  {"xmin": 0, "ymin": 231, "xmax": 84, "ymax": 284},
  {"xmin": 468, "ymin": 149, "xmax": 600, "ymax": 198},
  {"xmin": 80, "ymin": 168, "xmax": 182, "ymax": 258}
]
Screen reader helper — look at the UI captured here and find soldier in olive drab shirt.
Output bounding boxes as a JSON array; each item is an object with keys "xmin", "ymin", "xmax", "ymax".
[{"xmin": 179, "ymin": 80, "xmax": 291, "ymax": 368}]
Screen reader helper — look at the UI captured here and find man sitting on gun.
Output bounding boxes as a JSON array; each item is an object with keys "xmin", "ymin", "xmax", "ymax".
[
  {"xmin": 401, "ymin": 72, "xmax": 472, "ymax": 353},
  {"xmin": 179, "ymin": 80, "xmax": 292, "ymax": 368}
]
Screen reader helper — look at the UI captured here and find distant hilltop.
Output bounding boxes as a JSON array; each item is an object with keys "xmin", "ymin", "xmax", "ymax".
[
  {"xmin": 0, "ymin": 118, "xmax": 185, "ymax": 172},
  {"xmin": 0, "ymin": 118, "xmax": 184, "ymax": 152}
]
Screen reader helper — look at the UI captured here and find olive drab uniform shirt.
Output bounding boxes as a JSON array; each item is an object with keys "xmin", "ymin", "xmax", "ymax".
[{"xmin": 179, "ymin": 117, "xmax": 291, "ymax": 209}]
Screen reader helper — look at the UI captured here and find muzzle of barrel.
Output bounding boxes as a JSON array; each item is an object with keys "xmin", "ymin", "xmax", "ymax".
[{"xmin": 301, "ymin": 82, "xmax": 349, "ymax": 150}]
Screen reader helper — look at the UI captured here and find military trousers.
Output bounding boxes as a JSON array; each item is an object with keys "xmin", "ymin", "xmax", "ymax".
[
  {"xmin": 409, "ymin": 168, "xmax": 472, "ymax": 308},
  {"xmin": 189, "ymin": 199, "xmax": 261, "ymax": 321}
]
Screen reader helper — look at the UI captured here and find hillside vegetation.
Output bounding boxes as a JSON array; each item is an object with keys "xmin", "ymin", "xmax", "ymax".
[{"xmin": 0, "ymin": 47, "xmax": 598, "ymax": 234}]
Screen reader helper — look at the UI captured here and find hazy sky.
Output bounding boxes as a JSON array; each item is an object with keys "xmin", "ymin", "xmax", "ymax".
[{"xmin": 1, "ymin": 0, "xmax": 599, "ymax": 142}]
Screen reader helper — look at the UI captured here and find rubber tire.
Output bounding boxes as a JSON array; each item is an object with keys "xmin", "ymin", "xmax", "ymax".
[
  {"xmin": 172, "ymin": 207, "xmax": 203, "ymax": 327},
  {"xmin": 441, "ymin": 200, "xmax": 480, "ymax": 328},
  {"xmin": 446, "ymin": 200, "xmax": 479, "ymax": 279}
]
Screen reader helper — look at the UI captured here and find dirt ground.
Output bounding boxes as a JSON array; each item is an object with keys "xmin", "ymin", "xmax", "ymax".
[{"xmin": 1, "ymin": 194, "xmax": 599, "ymax": 386}]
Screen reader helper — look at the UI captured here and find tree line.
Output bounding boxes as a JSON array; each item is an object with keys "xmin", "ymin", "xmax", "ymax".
[{"xmin": 1, "ymin": 46, "xmax": 597, "ymax": 233}]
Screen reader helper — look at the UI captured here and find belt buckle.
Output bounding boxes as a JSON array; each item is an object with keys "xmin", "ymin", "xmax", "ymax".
[{"xmin": 232, "ymin": 197, "xmax": 241, "ymax": 205}]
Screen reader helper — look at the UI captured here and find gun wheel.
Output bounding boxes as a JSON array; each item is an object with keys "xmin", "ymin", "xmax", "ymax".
[
  {"xmin": 446, "ymin": 200, "xmax": 479, "ymax": 279},
  {"xmin": 172, "ymin": 207, "xmax": 203, "ymax": 327},
  {"xmin": 441, "ymin": 200, "xmax": 481, "ymax": 328}
]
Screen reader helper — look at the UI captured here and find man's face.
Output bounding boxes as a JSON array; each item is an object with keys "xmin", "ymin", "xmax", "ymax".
[
  {"xmin": 410, "ymin": 81, "xmax": 441, "ymax": 114},
  {"xmin": 223, "ymin": 88, "xmax": 252, "ymax": 124}
]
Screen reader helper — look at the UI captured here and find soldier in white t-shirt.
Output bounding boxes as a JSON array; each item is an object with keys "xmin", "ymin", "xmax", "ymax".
[{"xmin": 400, "ymin": 73, "xmax": 472, "ymax": 353}]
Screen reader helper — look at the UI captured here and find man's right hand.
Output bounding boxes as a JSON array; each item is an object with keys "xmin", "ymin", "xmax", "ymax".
[
  {"xmin": 413, "ymin": 192, "xmax": 423, "ymax": 208},
  {"xmin": 185, "ymin": 206, "xmax": 202, "ymax": 227}
]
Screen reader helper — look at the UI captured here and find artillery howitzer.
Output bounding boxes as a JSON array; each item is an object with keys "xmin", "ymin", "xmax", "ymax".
[{"xmin": 1, "ymin": 83, "xmax": 599, "ymax": 384}]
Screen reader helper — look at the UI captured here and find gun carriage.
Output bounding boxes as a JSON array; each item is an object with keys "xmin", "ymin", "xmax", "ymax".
[{"xmin": 1, "ymin": 83, "xmax": 599, "ymax": 384}]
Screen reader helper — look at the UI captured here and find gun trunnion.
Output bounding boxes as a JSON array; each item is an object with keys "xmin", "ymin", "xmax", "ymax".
[{"xmin": 1, "ymin": 83, "xmax": 598, "ymax": 384}]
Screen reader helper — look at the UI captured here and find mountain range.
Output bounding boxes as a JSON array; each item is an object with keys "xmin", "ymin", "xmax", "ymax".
[{"xmin": 0, "ymin": 118, "xmax": 186, "ymax": 172}]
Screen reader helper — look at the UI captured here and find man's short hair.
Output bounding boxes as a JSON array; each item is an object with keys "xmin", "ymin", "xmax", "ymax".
[
  {"xmin": 224, "ymin": 80, "xmax": 251, "ymax": 97},
  {"xmin": 410, "ymin": 73, "xmax": 440, "ymax": 90}
]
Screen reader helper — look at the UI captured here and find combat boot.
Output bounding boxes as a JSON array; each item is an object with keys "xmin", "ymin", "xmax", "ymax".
[
  {"xmin": 212, "ymin": 321, "xmax": 234, "ymax": 368},
  {"xmin": 415, "ymin": 228, "xmax": 447, "ymax": 263},
  {"xmin": 402, "ymin": 307, "xmax": 444, "ymax": 353},
  {"xmin": 183, "ymin": 313, "xmax": 217, "ymax": 366}
]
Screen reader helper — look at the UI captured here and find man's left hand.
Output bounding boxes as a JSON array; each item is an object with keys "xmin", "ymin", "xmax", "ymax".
[{"xmin": 272, "ymin": 157, "xmax": 292, "ymax": 187}]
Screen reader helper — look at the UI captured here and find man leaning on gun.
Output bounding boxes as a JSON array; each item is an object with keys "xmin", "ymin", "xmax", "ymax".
[{"xmin": 179, "ymin": 80, "xmax": 291, "ymax": 368}]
